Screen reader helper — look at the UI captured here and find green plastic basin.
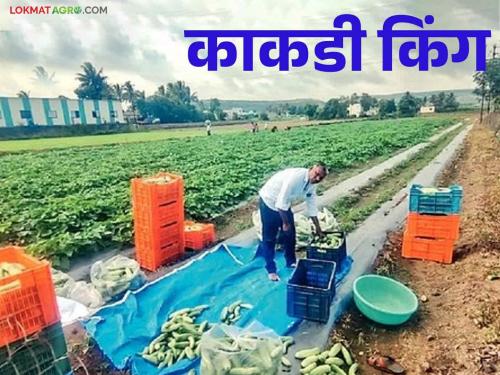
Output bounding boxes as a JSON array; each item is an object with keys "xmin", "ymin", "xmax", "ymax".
[{"xmin": 353, "ymin": 274, "xmax": 418, "ymax": 325}]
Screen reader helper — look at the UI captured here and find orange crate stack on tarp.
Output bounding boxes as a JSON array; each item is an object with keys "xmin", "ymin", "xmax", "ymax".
[
  {"xmin": 402, "ymin": 213, "xmax": 460, "ymax": 264},
  {"xmin": 0, "ymin": 246, "xmax": 60, "ymax": 347},
  {"xmin": 184, "ymin": 221, "xmax": 216, "ymax": 251},
  {"xmin": 131, "ymin": 173, "xmax": 185, "ymax": 271}
]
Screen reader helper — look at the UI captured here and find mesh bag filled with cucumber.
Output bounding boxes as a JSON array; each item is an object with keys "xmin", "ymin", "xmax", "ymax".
[{"xmin": 200, "ymin": 321, "xmax": 282, "ymax": 374}]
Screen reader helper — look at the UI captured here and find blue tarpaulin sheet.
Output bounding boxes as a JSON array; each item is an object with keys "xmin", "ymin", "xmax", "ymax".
[{"xmin": 84, "ymin": 245, "xmax": 352, "ymax": 374}]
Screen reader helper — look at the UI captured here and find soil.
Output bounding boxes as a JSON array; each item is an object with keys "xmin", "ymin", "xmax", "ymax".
[
  {"xmin": 64, "ymin": 322, "xmax": 129, "ymax": 375},
  {"xmin": 330, "ymin": 120, "xmax": 500, "ymax": 375}
]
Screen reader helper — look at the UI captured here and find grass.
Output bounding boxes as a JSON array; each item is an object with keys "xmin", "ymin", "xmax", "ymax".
[
  {"xmin": 0, "ymin": 126, "xmax": 245, "ymax": 152},
  {"xmin": 0, "ymin": 114, "xmax": 467, "ymax": 153},
  {"xmin": 329, "ymin": 125, "xmax": 465, "ymax": 232}
]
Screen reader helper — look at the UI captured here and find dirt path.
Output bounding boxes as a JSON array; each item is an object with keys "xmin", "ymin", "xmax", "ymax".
[{"xmin": 331, "ymin": 121, "xmax": 500, "ymax": 374}]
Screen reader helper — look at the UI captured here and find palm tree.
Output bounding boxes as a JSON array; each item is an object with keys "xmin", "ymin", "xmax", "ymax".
[
  {"xmin": 17, "ymin": 90, "xmax": 30, "ymax": 98},
  {"xmin": 74, "ymin": 62, "xmax": 109, "ymax": 100},
  {"xmin": 166, "ymin": 81, "xmax": 198, "ymax": 105},
  {"xmin": 32, "ymin": 66, "xmax": 56, "ymax": 85},
  {"xmin": 122, "ymin": 81, "xmax": 139, "ymax": 123},
  {"xmin": 156, "ymin": 85, "xmax": 166, "ymax": 97},
  {"xmin": 111, "ymin": 83, "xmax": 123, "ymax": 101}
]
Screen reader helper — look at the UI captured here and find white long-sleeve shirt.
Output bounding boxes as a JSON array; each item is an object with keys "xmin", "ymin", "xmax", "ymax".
[{"xmin": 259, "ymin": 168, "xmax": 318, "ymax": 217}]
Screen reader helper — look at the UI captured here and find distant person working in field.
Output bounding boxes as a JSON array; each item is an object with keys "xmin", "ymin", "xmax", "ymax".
[
  {"xmin": 255, "ymin": 163, "xmax": 328, "ymax": 281},
  {"xmin": 205, "ymin": 119, "xmax": 212, "ymax": 136}
]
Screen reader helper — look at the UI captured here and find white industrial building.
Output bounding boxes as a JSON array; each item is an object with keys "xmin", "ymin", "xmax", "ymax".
[
  {"xmin": 347, "ymin": 103, "xmax": 362, "ymax": 117},
  {"xmin": 419, "ymin": 105, "xmax": 436, "ymax": 114},
  {"xmin": 0, "ymin": 97, "xmax": 125, "ymax": 127},
  {"xmin": 348, "ymin": 103, "xmax": 379, "ymax": 117}
]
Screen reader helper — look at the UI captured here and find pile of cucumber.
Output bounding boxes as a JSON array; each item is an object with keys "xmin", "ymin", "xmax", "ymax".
[
  {"xmin": 220, "ymin": 300, "xmax": 253, "ymax": 325},
  {"xmin": 141, "ymin": 305, "xmax": 210, "ymax": 368},
  {"xmin": 295, "ymin": 342, "xmax": 358, "ymax": 375},
  {"xmin": 310, "ymin": 233, "xmax": 344, "ymax": 250}
]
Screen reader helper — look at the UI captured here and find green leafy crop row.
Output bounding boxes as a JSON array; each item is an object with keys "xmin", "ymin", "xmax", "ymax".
[{"xmin": 0, "ymin": 117, "xmax": 454, "ymax": 266}]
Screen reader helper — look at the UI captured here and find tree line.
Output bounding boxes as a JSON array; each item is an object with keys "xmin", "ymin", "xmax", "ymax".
[
  {"xmin": 266, "ymin": 91, "xmax": 459, "ymax": 121},
  {"xmin": 16, "ymin": 62, "xmax": 463, "ymax": 124}
]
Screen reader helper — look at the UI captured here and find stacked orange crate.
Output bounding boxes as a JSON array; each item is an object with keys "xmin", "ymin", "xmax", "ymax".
[
  {"xmin": 402, "ymin": 213, "xmax": 460, "ymax": 264},
  {"xmin": 131, "ymin": 173, "xmax": 185, "ymax": 271}
]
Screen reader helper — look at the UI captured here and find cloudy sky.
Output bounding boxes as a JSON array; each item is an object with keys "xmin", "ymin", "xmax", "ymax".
[{"xmin": 0, "ymin": 0, "xmax": 499, "ymax": 100}]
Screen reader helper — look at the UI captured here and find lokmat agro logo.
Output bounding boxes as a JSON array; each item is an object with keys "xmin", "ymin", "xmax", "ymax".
[{"xmin": 9, "ymin": 5, "xmax": 108, "ymax": 15}]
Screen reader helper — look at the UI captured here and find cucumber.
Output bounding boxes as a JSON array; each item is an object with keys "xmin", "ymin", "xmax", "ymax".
[
  {"xmin": 295, "ymin": 347, "xmax": 321, "ymax": 359},
  {"xmin": 198, "ymin": 321, "xmax": 209, "ymax": 333},
  {"xmin": 310, "ymin": 365, "xmax": 331, "ymax": 375},
  {"xmin": 220, "ymin": 307, "xmax": 228, "ymax": 321},
  {"xmin": 331, "ymin": 364, "xmax": 347, "ymax": 375},
  {"xmin": 341, "ymin": 345, "xmax": 353, "ymax": 366},
  {"xmin": 319, "ymin": 350, "xmax": 330, "ymax": 361},
  {"xmin": 229, "ymin": 368, "xmax": 260, "ymax": 375},
  {"xmin": 281, "ymin": 356, "xmax": 292, "ymax": 367},
  {"xmin": 325, "ymin": 357, "xmax": 345, "ymax": 366},
  {"xmin": 348, "ymin": 363, "xmax": 359, "ymax": 375},
  {"xmin": 185, "ymin": 346, "xmax": 195, "ymax": 360},
  {"xmin": 300, "ymin": 363, "xmax": 317, "ymax": 373},
  {"xmin": 301, "ymin": 355, "xmax": 319, "ymax": 368},
  {"xmin": 172, "ymin": 333, "xmax": 190, "ymax": 341},
  {"xmin": 142, "ymin": 354, "xmax": 158, "ymax": 365},
  {"xmin": 169, "ymin": 308, "xmax": 191, "ymax": 319},
  {"xmin": 328, "ymin": 343, "xmax": 342, "ymax": 358},
  {"xmin": 271, "ymin": 345, "xmax": 283, "ymax": 358},
  {"xmin": 228, "ymin": 300, "xmax": 243, "ymax": 313}
]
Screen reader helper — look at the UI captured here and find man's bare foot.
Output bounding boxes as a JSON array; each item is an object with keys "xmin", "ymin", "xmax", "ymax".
[{"xmin": 268, "ymin": 273, "xmax": 280, "ymax": 281}]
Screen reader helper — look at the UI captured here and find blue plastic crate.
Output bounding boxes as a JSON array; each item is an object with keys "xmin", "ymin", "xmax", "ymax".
[
  {"xmin": 306, "ymin": 231, "xmax": 347, "ymax": 264},
  {"xmin": 409, "ymin": 184, "xmax": 463, "ymax": 214},
  {"xmin": 287, "ymin": 259, "xmax": 336, "ymax": 323}
]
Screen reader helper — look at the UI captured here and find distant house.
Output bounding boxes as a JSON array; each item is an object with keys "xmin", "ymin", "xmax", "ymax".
[
  {"xmin": 348, "ymin": 103, "xmax": 362, "ymax": 117},
  {"xmin": 420, "ymin": 105, "xmax": 435, "ymax": 114},
  {"xmin": 0, "ymin": 96, "xmax": 124, "ymax": 127},
  {"xmin": 223, "ymin": 107, "xmax": 245, "ymax": 119},
  {"xmin": 223, "ymin": 107, "xmax": 256, "ymax": 119},
  {"xmin": 365, "ymin": 106, "xmax": 379, "ymax": 116}
]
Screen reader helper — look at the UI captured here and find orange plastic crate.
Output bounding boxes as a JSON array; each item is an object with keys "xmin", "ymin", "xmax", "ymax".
[
  {"xmin": 134, "ymin": 222, "xmax": 185, "ymax": 271},
  {"xmin": 184, "ymin": 221, "xmax": 216, "ymax": 251},
  {"xmin": 406, "ymin": 213, "xmax": 460, "ymax": 240},
  {"xmin": 402, "ymin": 232, "xmax": 454, "ymax": 264},
  {"xmin": 133, "ymin": 201, "xmax": 183, "ymax": 229},
  {"xmin": 135, "ymin": 241, "xmax": 185, "ymax": 272},
  {"xmin": 131, "ymin": 172, "xmax": 184, "ymax": 208},
  {"xmin": 0, "ymin": 247, "xmax": 60, "ymax": 347}
]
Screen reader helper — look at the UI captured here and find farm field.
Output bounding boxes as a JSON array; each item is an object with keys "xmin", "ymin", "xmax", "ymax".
[
  {"xmin": 0, "ymin": 117, "xmax": 457, "ymax": 267},
  {"xmin": 0, "ymin": 118, "xmax": 324, "ymax": 152}
]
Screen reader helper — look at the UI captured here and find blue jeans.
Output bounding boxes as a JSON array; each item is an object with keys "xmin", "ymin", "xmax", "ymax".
[{"xmin": 255, "ymin": 198, "xmax": 296, "ymax": 273}]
